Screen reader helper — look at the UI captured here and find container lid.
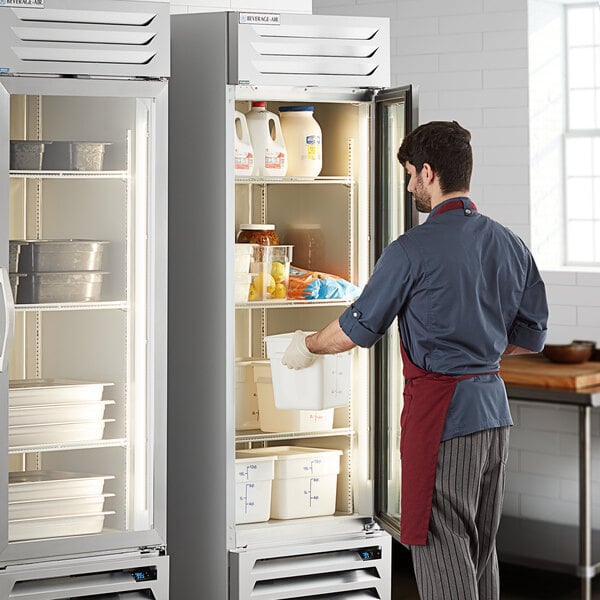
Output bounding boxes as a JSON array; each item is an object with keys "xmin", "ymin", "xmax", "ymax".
[
  {"xmin": 279, "ymin": 105, "xmax": 314, "ymax": 112},
  {"xmin": 251, "ymin": 101, "xmax": 266, "ymax": 108},
  {"xmin": 239, "ymin": 224, "xmax": 275, "ymax": 230}
]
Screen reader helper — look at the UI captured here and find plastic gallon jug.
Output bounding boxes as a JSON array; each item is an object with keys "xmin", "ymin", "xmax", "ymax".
[
  {"xmin": 234, "ymin": 111, "xmax": 255, "ymax": 176},
  {"xmin": 245, "ymin": 102, "xmax": 287, "ymax": 177},
  {"xmin": 279, "ymin": 105, "xmax": 322, "ymax": 177}
]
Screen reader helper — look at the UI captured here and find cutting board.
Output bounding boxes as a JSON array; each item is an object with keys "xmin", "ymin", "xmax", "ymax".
[{"xmin": 500, "ymin": 355, "xmax": 600, "ymax": 390}]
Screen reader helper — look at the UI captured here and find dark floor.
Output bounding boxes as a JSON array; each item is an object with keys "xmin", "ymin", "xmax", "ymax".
[{"xmin": 391, "ymin": 541, "xmax": 600, "ymax": 599}]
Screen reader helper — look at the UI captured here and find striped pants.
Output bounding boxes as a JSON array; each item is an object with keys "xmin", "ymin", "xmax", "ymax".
[{"xmin": 410, "ymin": 427, "xmax": 510, "ymax": 600}]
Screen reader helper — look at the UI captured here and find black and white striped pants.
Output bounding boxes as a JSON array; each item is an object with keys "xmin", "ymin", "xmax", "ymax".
[{"xmin": 410, "ymin": 426, "xmax": 510, "ymax": 600}]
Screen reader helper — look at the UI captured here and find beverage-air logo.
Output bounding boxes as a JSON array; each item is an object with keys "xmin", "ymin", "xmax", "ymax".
[
  {"xmin": 239, "ymin": 13, "xmax": 280, "ymax": 25},
  {"xmin": 0, "ymin": 0, "xmax": 45, "ymax": 6}
]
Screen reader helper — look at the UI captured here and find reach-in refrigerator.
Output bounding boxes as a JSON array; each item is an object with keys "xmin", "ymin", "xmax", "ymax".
[
  {"xmin": 0, "ymin": 1, "xmax": 169, "ymax": 597},
  {"xmin": 169, "ymin": 11, "xmax": 417, "ymax": 600}
]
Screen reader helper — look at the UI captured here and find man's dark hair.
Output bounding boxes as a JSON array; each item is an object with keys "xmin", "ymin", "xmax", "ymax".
[{"xmin": 397, "ymin": 121, "xmax": 473, "ymax": 194}]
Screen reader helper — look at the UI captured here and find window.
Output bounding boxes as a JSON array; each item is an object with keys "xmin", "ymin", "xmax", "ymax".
[{"xmin": 564, "ymin": 4, "xmax": 600, "ymax": 264}]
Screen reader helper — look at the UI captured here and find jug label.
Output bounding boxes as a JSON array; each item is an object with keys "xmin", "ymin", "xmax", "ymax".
[
  {"xmin": 265, "ymin": 151, "xmax": 286, "ymax": 170},
  {"xmin": 306, "ymin": 135, "xmax": 321, "ymax": 161},
  {"xmin": 235, "ymin": 152, "xmax": 254, "ymax": 171}
]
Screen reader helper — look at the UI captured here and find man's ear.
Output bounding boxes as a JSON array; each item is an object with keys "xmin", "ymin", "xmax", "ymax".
[{"xmin": 421, "ymin": 162, "xmax": 435, "ymax": 184}]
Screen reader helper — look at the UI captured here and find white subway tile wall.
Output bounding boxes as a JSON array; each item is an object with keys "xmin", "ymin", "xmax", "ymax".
[{"xmin": 169, "ymin": 0, "xmax": 600, "ymax": 529}]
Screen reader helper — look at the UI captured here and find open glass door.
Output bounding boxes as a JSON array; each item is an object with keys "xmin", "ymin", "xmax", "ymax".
[{"xmin": 373, "ymin": 85, "xmax": 417, "ymax": 540}]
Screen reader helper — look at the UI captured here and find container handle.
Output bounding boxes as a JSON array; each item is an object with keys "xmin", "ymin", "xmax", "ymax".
[{"xmin": 0, "ymin": 267, "xmax": 15, "ymax": 373}]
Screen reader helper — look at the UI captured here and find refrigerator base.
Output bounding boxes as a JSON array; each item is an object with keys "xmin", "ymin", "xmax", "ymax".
[
  {"xmin": 230, "ymin": 531, "xmax": 391, "ymax": 599},
  {"xmin": 0, "ymin": 552, "xmax": 169, "ymax": 599}
]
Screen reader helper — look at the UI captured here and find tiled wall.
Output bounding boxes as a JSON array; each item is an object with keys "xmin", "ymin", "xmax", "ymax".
[{"xmin": 170, "ymin": 0, "xmax": 600, "ymax": 527}]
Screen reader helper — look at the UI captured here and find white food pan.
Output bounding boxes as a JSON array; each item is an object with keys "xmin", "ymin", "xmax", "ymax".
[
  {"xmin": 8, "ymin": 511, "xmax": 114, "ymax": 541},
  {"xmin": 9, "ymin": 379, "xmax": 113, "ymax": 406},
  {"xmin": 9, "ymin": 471, "xmax": 115, "ymax": 502},
  {"xmin": 9, "ymin": 400, "xmax": 113, "ymax": 427},
  {"xmin": 9, "ymin": 493, "xmax": 114, "ymax": 520},
  {"xmin": 8, "ymin": 419, "xmax": 113, "ymax": 447}
]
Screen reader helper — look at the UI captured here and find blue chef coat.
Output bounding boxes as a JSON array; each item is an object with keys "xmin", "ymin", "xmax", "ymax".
[{"xmin": 339, "ymin": 197, "xmax": 548, "ymax": 440}]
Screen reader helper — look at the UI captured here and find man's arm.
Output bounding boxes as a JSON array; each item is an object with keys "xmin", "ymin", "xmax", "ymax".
[
  {"xmin": 503, "ymin": 343, "xmax": 536, "ymax": 356},
  {"xmin": 305, "ymin": 319, "xmax": 356, "ymax": 355}
]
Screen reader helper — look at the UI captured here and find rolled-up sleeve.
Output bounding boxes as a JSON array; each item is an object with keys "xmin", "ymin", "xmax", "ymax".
[
  {"xmin": 339, "ymin": 239, "xmax": 415, "ymax": 348},
  {"xmin": 507, "ymin": 254, "xmax": 548, "ymax": 351}
]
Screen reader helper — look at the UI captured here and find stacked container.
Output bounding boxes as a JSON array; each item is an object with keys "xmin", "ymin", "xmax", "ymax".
[
  {"xmin": 8, "ymin": 470, "xmax": 115, "ymax": 541},
  {"xmin": 236, "ymin": 446, "xmax": 343, "ymax": 519},
  {"xmin": 234, "ymin": 454, "xmax": 277, "ymax": 524},
  {"xmin": 8, "ymin": 379, "xmax": 114, "ymax": 447},
  {"xmin": 10, "ymin": 239, "xmax": 109, "ymax": 303}
]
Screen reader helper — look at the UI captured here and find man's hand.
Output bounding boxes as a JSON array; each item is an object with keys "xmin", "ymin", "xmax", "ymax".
[{"xmin": 281, "ymin": 330, "xmax": 317, "ymax": 370}]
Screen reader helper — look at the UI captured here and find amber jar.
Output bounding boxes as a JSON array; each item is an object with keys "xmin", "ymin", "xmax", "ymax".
[{"xmin": 236, "ymin": 224, "xmax": 280, "ymax": 246}]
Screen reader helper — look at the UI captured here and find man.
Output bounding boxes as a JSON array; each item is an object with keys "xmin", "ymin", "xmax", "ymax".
[{"xmin": 281, "ymin": 121, "xmax": 548, "ymax": 600}]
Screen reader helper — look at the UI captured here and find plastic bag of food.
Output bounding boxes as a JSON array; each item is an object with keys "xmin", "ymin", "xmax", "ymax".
[{"xmin": 287, "ymin": 265, "xmax": 362, "ymax": 300}]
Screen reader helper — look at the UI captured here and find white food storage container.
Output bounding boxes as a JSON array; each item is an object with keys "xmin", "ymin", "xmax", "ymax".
[
  {"xmin": 234, "ymin": 455, "xmax": 276, "ymax": 524},
  {"xmin": 9, "ymin": 379, "xmax": 112, "ymax": 406},
  {"xmin": 9, "ymin": 493, "xmax": 114, "ymax": 520},
  {"xmin": 265, "ymin": 332, "xmax": 351, "ymax": 409},
  {"xmin": 236, "ymin": 446, "xmax": 342, "ymax": 520},
  {"xmin": 234, "ymin": 273, "xmax": 252, "ymax": 303},
  {"xmin": 252, "ymin": 361, "xmax": 334, "ymax": 433},
  {"xmin": 8, "ymin": 400, "xmax": 113, "ymax": 427},
  {"xmin": 9, "ymin": 511, "xmax": 114, "ymax": 541},
  {"xmin": 8, "ymin": 471, "xmax": 114, "ymax": 502},
  {"xmin": 235, "ymin": 360, "xmax": 260, "ymax": 430},
  {"xmin": 8, "ymin": 419, "xmax": 113, "ymax": 447}
]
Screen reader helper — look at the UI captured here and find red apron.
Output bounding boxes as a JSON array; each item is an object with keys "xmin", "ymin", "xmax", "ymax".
[{"xmin": 399, "ymin": 343, "xmax": 498, "ymax": 545}]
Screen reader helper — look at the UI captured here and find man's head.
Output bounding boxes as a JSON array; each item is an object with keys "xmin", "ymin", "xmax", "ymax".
[{"xmin": 397, "ymin": 120, "xmax": 472, "ymax": 212}]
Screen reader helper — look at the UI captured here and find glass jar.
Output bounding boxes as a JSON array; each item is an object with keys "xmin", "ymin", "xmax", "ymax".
[{"xmin": 236, "ymin": 224, "xmax": 280, "ymax": 246}]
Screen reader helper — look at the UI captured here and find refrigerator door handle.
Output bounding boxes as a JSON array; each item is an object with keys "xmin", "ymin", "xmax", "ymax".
[{"xmin": 0, "ymin": 267, "xmax": 15, "ymax": 372}]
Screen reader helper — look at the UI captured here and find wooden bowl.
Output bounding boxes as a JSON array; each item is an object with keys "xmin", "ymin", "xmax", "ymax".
[{"xmin": 542, "ymin": 343, "xmax": 593, "ymax": 364}]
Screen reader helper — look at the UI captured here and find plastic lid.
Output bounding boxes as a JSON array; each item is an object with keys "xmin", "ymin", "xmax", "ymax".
[
  {"xmin": 251, "ymin": 101, "xmax": 266, "ymax": 108},
  {"xmin": 239, "ymin": 224, "xmax": 275, "ymax": 230},
  {"xmin": 279, "ymin": 105, "xmax": 314, "ymax": 112}
]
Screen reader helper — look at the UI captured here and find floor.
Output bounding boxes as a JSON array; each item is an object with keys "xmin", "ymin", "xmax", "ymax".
[{"xmin": 391, "ymin": 541, "xmax": 600, "ymax": 599}]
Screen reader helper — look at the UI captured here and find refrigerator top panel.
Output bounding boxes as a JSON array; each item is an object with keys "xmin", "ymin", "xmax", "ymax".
[
  {"xmin": 0, "ymin": 0, "xmax": 169, "ymax": 79},
  {"xmin": 228, "ymin": 11, "xmax": 390, "ymax": 89}
]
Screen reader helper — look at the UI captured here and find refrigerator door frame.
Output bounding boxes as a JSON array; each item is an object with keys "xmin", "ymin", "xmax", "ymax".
[
  {"xmin": 371, "ymin": 84, "xmax": 418, "ymax": 542},
  {"xmin": 0, "ymin": 75, "xmax": 168, "ymax": 565}
]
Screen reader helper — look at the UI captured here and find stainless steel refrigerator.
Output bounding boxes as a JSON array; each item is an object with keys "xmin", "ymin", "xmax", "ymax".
[
  {"xmin": 169, "ymin": 11, "xmax": 417, "ymax": 599},
  {"xmin": 0, "ymin": 1, "xmax": 169, "ymax": 597}
]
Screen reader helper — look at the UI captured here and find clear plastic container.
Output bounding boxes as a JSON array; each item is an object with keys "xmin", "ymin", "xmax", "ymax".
[
  {"xmin": 248, "ymin": 245, "xmax": 293, "ymax": 301},
  {"xmin": 279, "ymin": 106, "xmax": 322, "ymax": 177}
]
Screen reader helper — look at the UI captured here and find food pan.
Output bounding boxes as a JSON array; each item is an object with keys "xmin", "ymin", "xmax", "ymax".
[
  {"xmin": 16, "ymin": 240, "xmax": 109, "ymax": 273},
  {"xmin": 42, "ymin": 141, "xmax": 111, "ymax": 171},
  {"xmin": 8, "ymin": 418, "xmax": 113, "ymax": 447},
  {"xmin": 8, "ymin": 510, "xmax": 114, "ymax": 541},
  {"xmin": 9, "ymin": 471, "xmax": 114, "ymax": 502},
  {"xmin": 9, "ymin": 400, "xmax": 113, "ymax": 427},
  {"xmin": 9, "ymin": 493, "xmax": 114, "ymax": 520},
  {"xmin": 10, "ymin": 140, "xmax": 50, "ymax": 170},
  {"xmin": 9, "ymin": 379, "xmax": 112, "ymax": 406},
  {"xmin": 9, "ymin": 240, "xmax": 27, "ymax": 272},
  {"xmin": 9, "ymin": 273, "xmax": 27, "ymax": 301},
  {"xmin": 16, "ymin": 271, "xmax": 108, "ymax": 303}
]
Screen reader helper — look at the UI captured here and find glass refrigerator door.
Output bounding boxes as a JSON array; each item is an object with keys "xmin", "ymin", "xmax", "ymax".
[
  {"xmin": 373, "ymin": 85, "xmax": 417, "ymax": 540},
  {"xmin": 0, "ymin": 77, "xmax": 167, "ymax": 562}
]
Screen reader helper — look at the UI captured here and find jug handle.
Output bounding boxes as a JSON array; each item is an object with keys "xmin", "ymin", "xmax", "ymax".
[{"xmin": 269, "ymin": 116, "xmax": 285, "ymax": 144}]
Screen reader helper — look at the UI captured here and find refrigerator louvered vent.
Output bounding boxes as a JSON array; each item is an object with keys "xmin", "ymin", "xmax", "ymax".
[
  {"xmin": 0, "ymin": 0, "xmax": 169, "ymax": 78},
  {"xmin": 231, "ymin": 539, "xmax": 391, "ymax": 599},
  {"xmin": 232, "ymin": 13, "xmax": 390, "ymax": 88}
]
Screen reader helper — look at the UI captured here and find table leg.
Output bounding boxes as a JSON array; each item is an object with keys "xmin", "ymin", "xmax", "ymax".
[{"xmin": 579, "ymin": 406, "xmax": 592, "ymax": 600}]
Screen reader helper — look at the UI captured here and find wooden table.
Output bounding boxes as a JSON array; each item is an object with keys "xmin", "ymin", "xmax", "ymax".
[{"xmin": 497, "ymin": 357, "xmax": 600, "ymax": 600}]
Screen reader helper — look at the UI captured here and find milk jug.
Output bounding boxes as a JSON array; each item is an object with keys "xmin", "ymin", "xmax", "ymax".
[
  {"xmin": 234, "ymin": 110, "xmax": 255, "ymax": 176},
  {"xmin": 245, "ymin": 102, "xmax": 287, "ymax": 177},
  {"xmin": 279, "ymin": 105, "xmax": 322, "ymax": 177}
]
